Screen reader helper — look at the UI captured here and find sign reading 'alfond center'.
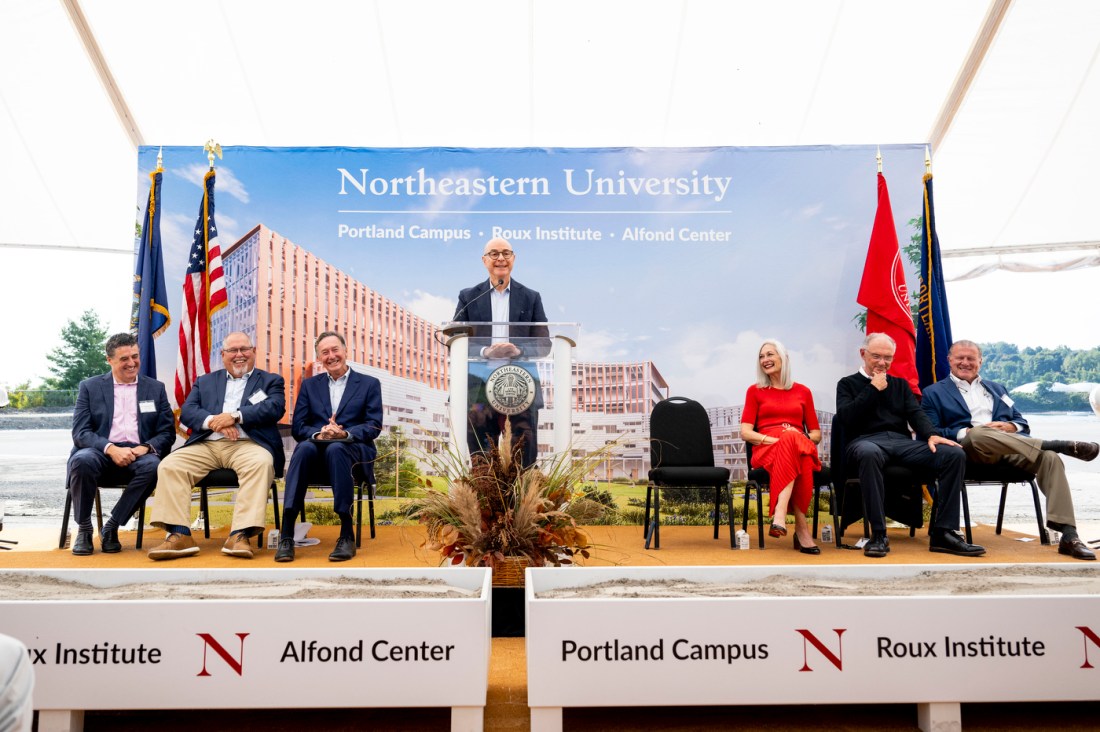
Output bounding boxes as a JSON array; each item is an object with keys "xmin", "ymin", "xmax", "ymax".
[{"xmin": 2, "ymin": 568, "xmax": 492, "ymax": 714}]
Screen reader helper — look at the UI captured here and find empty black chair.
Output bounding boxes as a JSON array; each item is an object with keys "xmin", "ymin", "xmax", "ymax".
[
  {"xmin": 59, "ymin": 485, "xmax": 146, "ymax": 549},
  {"xmin": 960, "ymin": 461, "xmax": 1048, "ymax": 545},
  {"xmin": 645, "ymin": 396, "xmax": 733, "ymax": 549},
  {"xmin": 193, "ymin": 468, "xmax": 282, "ymax": 539}
]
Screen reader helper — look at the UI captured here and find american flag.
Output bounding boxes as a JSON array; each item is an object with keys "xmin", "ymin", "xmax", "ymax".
[{"xmin": 173, "ymin": 169, "xmax": 227, "ymax": 407}]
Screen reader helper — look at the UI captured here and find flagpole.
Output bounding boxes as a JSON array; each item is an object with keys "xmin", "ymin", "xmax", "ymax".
[
  {"xmin": 925, "ymin": 146, "xmax": 932, "ymax": 175},
  {"xmin": 876, "ymin": 146, "xmax": 882, "ymax": 174}
]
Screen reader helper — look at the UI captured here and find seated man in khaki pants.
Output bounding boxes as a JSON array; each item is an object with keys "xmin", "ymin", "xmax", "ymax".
[{"xmin": 148, "ymin": 332, "xmax": 285, "ymax": 560}]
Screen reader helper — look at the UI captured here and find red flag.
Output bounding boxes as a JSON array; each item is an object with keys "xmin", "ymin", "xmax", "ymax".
[
  {"xmin": 173, "ymin": 170, "xmax": 227, "ymax": 408},
  {"xmin": 857, "ymin": 173, "xmax": 919, "ymax": 394}
]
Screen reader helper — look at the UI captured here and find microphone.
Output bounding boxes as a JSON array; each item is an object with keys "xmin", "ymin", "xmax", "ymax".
[
  {"xmin": 454, "ymin": 278, "xmax": 504, "ymax": 323},
  {"xmin": 435, "ymin": 279, "xmax": 505, "ymax": 348}
]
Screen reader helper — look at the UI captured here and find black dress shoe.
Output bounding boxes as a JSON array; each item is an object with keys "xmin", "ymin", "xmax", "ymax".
[
  {"xmin": 329, "ymin": 535, "xmax": 356, "ymax": 562},
  {"xmin": 930, "ymin": 530, "xmax": 986, "ymax": 557},
  {"xmin": 793, "ymin": 535, "xmax": 821, "ymax": 555},
  {"xmin": 101, "ymin": 527, "xmax": 122, "ymax": 554},
  {"xmin": 1044, "ymin": 440, "xmax": 1099, "ymax": 462},
  {"xmin": 1058, "ymin": 538, "xmax": 1097, "ymax": 560},
  {"xmin": 1069, "ymin": 441, "xmax": 1099, "ymax": 462},
  {"xmin": 768, "ymin": 523, "xmax": 788, "ymax": 538},
  {"xmin": 864, "ymin": 534, "xmax": 888, "ymax": 558},
  {"xmin": 274, "ymin": 537, "xmax": 295, "ymax": 563},
  {"xmin": 71, "ymin": 530, "xmax": 94, "ymax": 556}
]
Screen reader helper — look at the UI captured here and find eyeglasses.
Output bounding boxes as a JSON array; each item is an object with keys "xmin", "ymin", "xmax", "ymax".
[
  {"xmin": 222, "ymin": 347, "xmax": 254, "ymax": 355},
  {"xmin": 483, "ymin": 250, "xmax": 514, "ymax": 260}
]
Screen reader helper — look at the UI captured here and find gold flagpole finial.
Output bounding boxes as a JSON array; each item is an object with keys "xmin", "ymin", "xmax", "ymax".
[
  {"xmin": 876, "ymin": 146, "xmax": 883, "ymax": 174},
  {"xmin": 924, "ymin": 145, "xmax": 932, "ymax": 175},
  {"xmin": 155, "ymin": 146, "xmax": 163, "ymax": 173},
  {"xmin": 204, "ymin": 139, "xmax": 223, "ymax": 170}
]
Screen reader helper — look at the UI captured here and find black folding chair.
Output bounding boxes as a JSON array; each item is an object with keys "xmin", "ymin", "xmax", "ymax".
[{"xmin": 645, "ymin": 396, "xmax": 733, "ymax": 549}]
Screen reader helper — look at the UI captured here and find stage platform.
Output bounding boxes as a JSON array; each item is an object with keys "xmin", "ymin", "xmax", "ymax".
[{"xmin": 2, "ymin": 522, "xmax": 1097, "ymax": 731}]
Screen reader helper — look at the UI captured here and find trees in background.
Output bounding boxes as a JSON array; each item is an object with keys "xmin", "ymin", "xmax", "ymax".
[
  {"xmin": 44, "ymin": 310, "xmax": 108, "ymax": 390},
  {"xmin": 979, "ymin": 342, "xmax": 1100, "ymax": 412}
]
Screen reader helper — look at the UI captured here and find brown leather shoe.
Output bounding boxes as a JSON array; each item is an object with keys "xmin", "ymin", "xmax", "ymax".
[
  {"xmin": 221, "ymin": 532, "xmax": 254, "ymax": 559},
  {"xmin": 148, "ymin": 530, "xmax": 200, "ymax": 559},
  {"xmin": 1058, "ymin": 538, "xmax": 1097, "ymax": 560},
  {"xmin": 148, "ymin": 532, "xmax": 200, "ymax": 560},
  {"xmin": 1069, "ymin": 441, "xmax": 1099, "ymax": 462}
]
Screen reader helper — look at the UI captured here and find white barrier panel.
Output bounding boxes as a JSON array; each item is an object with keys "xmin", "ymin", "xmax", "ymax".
[
  {"xmin": 1, "ymin": 568, "xmax": 490, "ymax": 731},
  {"xmin": 526, "ymin": 564, "xmax": 1100, "ymax": 731}
]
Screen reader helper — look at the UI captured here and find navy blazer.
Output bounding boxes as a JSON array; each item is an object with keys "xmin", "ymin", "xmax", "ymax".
[
  {"xmin": 291, "ymin": 368, "xmax": 383, "ymax": 460},
  {"xmin": 921, "ymin": 376, "xmax": 1030, "ymax": 440},
  {"xmin": 179, "ymin": 368, "xmax": 287, "ymax": 478},
  {"xmin": 453, "ymin": 278, "xmax": 550, "ymax": 356},
  {"xmin": 71, "ymin": 373, "xmax": 175, "ymax": 458}
]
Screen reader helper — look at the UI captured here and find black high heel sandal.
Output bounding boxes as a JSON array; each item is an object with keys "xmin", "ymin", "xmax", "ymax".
[{"xmin": 794, "ymin": 535, "xmax": 821, "ymax": 555}]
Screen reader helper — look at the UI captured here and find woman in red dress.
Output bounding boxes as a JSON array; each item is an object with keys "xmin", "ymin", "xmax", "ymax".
[{"xmin": 740, "ymin": 339, "xmax": 823, "ymax": 553}]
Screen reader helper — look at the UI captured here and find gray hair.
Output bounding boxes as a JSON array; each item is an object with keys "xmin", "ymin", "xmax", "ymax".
[
  {"xmin": 863, "ymin": 332, "xmax": 896, "ymax": 349},
  {"xmin": 315, "ymin": 331, "xmax": 346, "ymax": 350},
  {"xmin": 756, "ymin": 338, "xmax": 793, "ymax": 390},
  {"xmin": 949, "ymin": 339, "xmax": 982, "ymax": 357}
]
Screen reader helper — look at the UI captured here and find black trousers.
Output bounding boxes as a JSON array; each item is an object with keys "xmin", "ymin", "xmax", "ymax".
[
  {"xmin": 66, "ymin": 446, "xmax": 160, "ymax": 528},
  {"xmin": 846, "ymin": 431, "xmax": 965, "ymax": 534}
]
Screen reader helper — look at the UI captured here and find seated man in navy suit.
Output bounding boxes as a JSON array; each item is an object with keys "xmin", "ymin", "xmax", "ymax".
[
  {"xmin": 147, "ymin": 332, "xmax": 286, "ymax": 560},
  {"xmin": 276, "ymin": 331, "xmax": 383, "ymax": 563},
  {"xmin": 66, "ymin": 332, "xmax": 175, "ymax": 555},
  {"xmin": 922, "ymin": 340, "xmax": 1098, "ymax": 560},
  {"xmin": 453, "ymin": 237, "xmax": 549, "ymax": 468}
]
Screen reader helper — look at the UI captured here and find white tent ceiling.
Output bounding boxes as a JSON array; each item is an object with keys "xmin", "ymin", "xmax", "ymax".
[{"xmin": 1, "ymin": 0, "xmax": 1098, "ymax": 383}]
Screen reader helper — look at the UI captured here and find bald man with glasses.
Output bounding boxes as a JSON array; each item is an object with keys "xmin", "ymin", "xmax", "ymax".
[{"xmin": 453, "ymin": 237, "xmax": 549, "ymax": 468}]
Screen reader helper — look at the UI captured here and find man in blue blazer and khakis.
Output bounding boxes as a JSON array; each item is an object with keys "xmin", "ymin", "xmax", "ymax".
[
  {"xmin": 922, "ymin": 340, "xmax": 1098, "ymax": 560},
  {"xmin": 276, "ymin": 331, "xmax": 383, "ymax": 563},
  {"xmin": 453, "ymin": 237, "xmax": 549, "ymax": 468},
  {"xmin": 147, "ymin": 331, "xmax": 286, "ymax": 560},
  {"xmin": 67, "ymin": 332, "xmax": 175, "ymax": 555}
]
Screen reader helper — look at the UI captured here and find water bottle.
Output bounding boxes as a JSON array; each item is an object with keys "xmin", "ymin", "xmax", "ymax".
[{"xmin": 821, "ymin": 523, "xmax": 833, "ymax": 544}]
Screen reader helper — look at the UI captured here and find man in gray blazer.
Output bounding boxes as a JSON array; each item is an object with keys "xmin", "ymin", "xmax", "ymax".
[
  {"xmin": 148, "ymin": 332, "xmax": 286, "ymax": 560},
  {"xmin": 67, "ymin": 332, "xmax": 174, "ymax": 555}
]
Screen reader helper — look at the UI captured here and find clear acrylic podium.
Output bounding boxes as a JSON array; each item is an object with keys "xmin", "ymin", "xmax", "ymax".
[{"xmin": 441, "ymin": 321, "xmax": 578, "ymax": 466}]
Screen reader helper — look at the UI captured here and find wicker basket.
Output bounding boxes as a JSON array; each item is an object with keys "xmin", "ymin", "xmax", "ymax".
[{"xmin": 491, "ymin": 556, "xmax": 531, "ymax": 587}]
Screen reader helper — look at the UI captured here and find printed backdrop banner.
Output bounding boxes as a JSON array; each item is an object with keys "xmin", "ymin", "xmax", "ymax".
[{"xmin": 137, "ymin": 145, "xmax": 928, "ymax": 411}]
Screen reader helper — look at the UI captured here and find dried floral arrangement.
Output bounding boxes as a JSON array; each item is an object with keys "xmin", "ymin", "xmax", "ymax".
[{"xmin": 408, "ymin": 422, "xmax": 609, "ymax": 570}]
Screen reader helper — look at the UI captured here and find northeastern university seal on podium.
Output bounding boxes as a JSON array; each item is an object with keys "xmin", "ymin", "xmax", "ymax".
[{"xmin": 485, "ymin": 364, "xmax": 537, "ymax": 416}]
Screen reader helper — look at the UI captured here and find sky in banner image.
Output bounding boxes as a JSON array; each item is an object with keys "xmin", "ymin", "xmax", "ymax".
[{"xmin": 123, "ymin": 144, "xmax": 928, "ymax": 413}]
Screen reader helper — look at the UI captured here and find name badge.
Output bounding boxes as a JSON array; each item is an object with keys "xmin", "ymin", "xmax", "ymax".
[
  {"xmin": 248, "ymin": 389, "xmax": 268, "ymax": 405},
  {"xmin": 138, "ymin": 400, "xmax": 157, "ymax": 414},
  {"xmin": 1000, "ymin": 393, "xmax": 1015, "ymax": 408}
]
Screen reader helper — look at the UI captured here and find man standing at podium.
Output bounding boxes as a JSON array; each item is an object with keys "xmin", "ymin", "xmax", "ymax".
[{"xmin": 453, "ymin": 237, "xmax": 548, "ymax": 468}]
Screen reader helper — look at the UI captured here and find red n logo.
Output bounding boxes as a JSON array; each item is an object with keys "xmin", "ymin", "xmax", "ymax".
[
  {"xmin": 1075, "ymin": 626, "xmax": 1100, "ymax": 669},
  {"xmin": 196, "ymin": 633, "xmax": 250, "ymax": 677},
  {"xmin": 795, "ymin": 628, "xmax": 846, "ymax": 672}
]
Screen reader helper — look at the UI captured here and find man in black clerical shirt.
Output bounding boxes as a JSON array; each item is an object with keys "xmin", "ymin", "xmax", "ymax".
[{"xmin": 836, "ymin": 333, "xmax": 985, "ymax": 558}]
